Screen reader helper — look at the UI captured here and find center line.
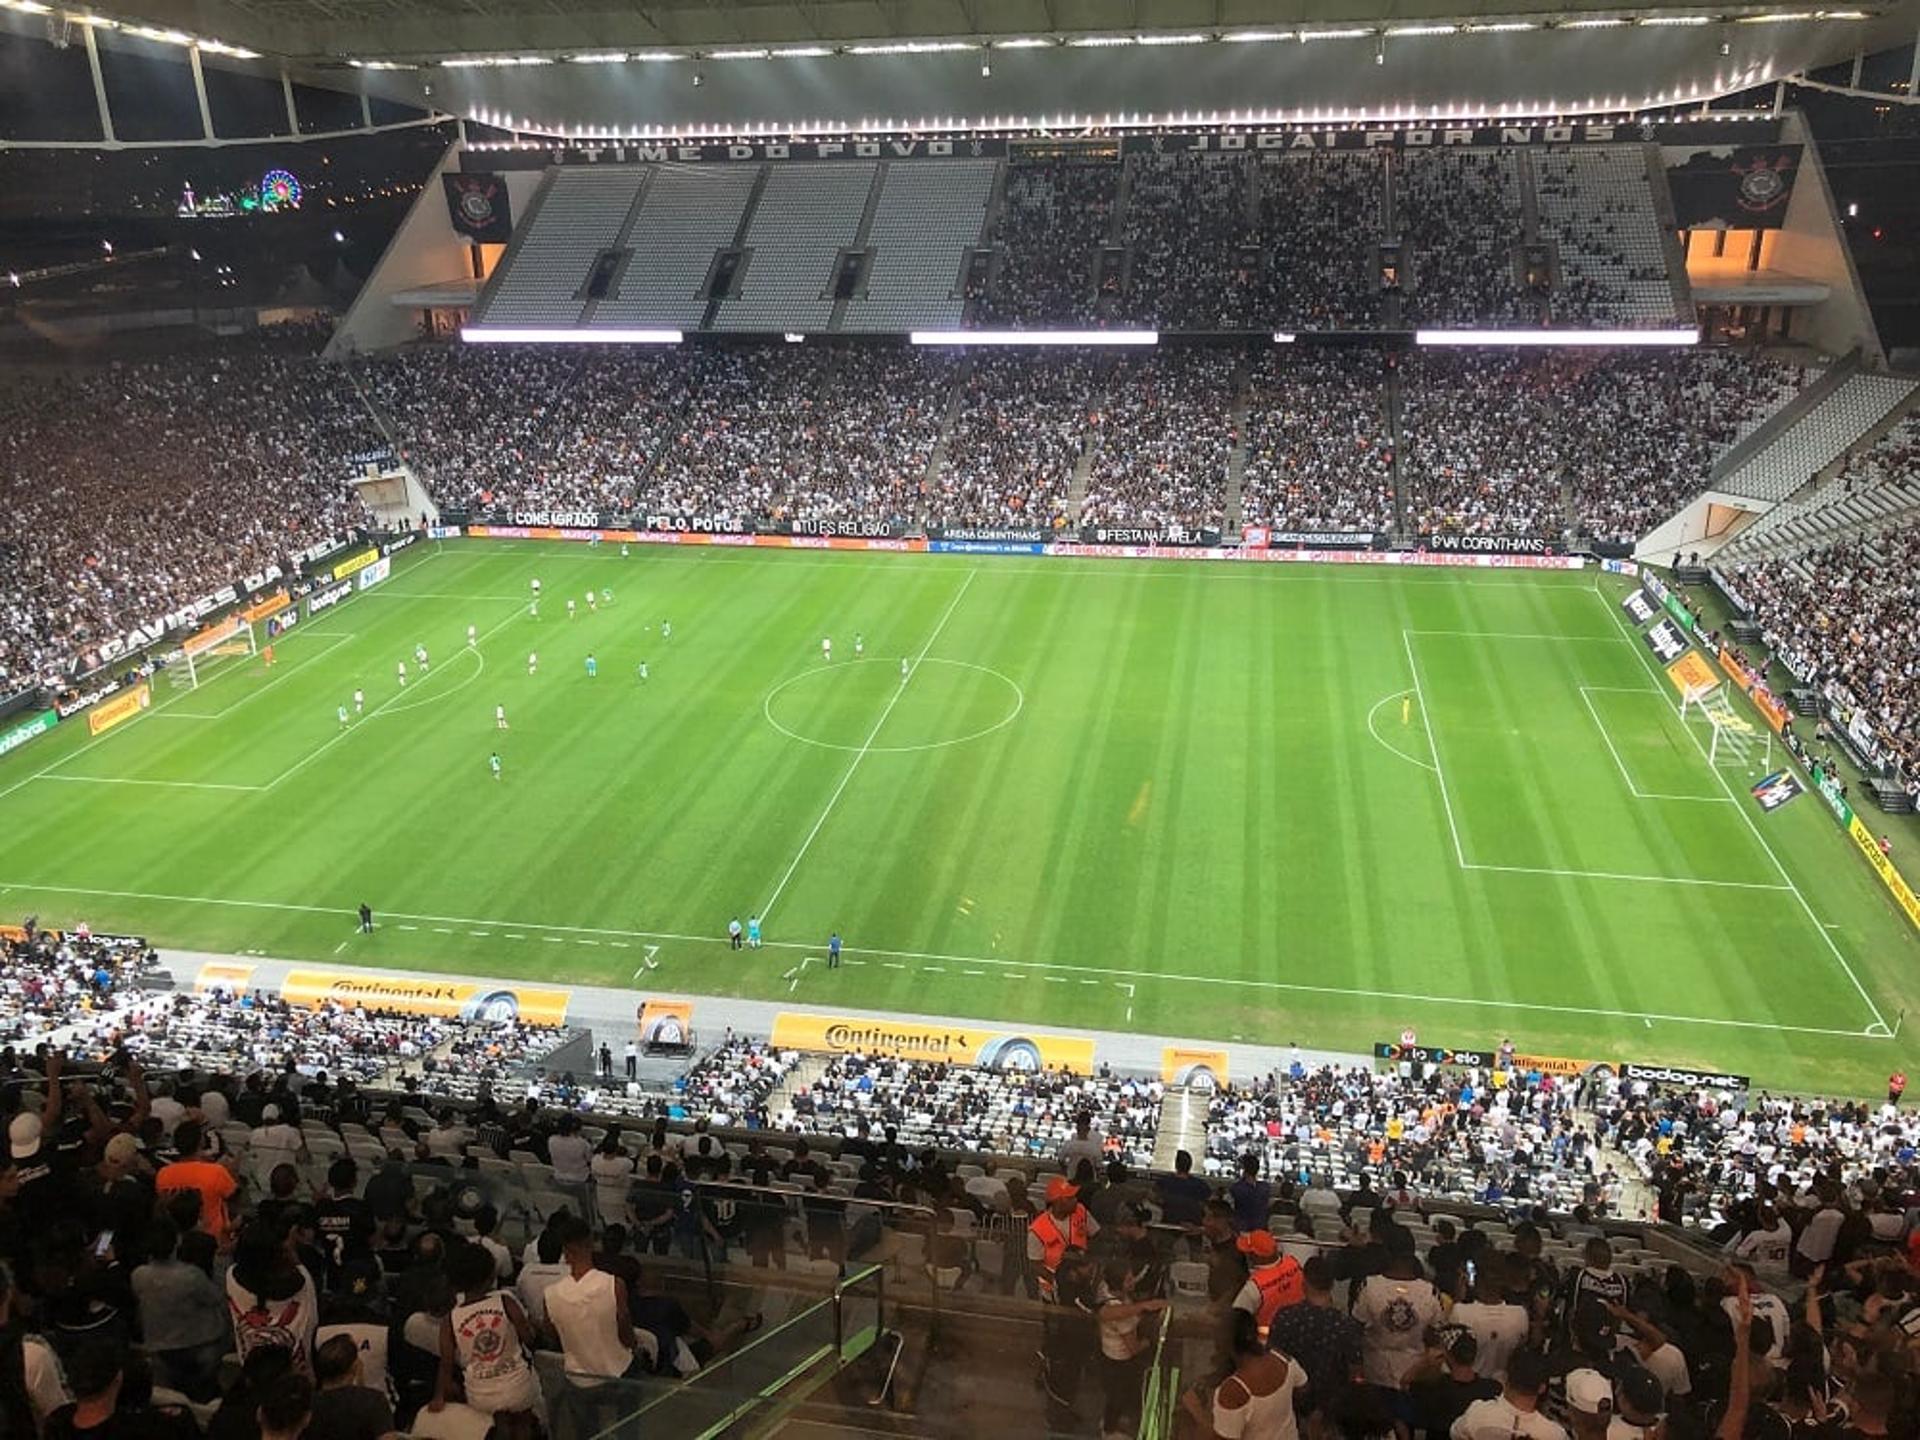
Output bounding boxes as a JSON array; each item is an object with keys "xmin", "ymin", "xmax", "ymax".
[{"xmin": 757, "ymin": 568, "xmax": 978, "ymax": 926}]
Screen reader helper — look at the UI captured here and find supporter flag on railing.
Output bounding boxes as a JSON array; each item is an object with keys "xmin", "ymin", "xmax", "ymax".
[{"xmin": 443, "ymin": 173, "xmax": 512, "ymax": 244}]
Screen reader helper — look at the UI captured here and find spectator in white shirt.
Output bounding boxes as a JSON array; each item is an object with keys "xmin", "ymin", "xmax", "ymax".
[{"xmin": 1453, "ymin": 1348, "xmax": 1569, "ymax": 1440}]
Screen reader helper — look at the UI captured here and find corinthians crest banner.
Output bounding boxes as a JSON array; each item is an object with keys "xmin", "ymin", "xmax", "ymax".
[
  {"xmin": 1665, "ymin": 146, "xmax": 1801, "ymax": 230},
  {"xmin": 443, "ymin": 173, "xmax": 513, "ymax": 244}
]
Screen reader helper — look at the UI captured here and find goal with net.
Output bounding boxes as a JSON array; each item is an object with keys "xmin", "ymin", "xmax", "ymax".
[
  {"xmin": 173, "ymin": 614, "xmax": 257, "ymax": 689},
  {"xmin": 1680, "ymin": 680, "xmax": 1772, "ymax": 775}
]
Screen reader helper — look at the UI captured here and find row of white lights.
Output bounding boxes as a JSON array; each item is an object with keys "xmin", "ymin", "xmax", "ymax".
[
  {"xmin": 463, "ymin": 326, "xmax": 1700, "ymax": 347},
  {"xmin": 348, "ymin": 10, "xmax": 1868, "ymax": 69},
  {"xmin": 0, "ymin": 0, "xmax": 259, "ymax": 55}
]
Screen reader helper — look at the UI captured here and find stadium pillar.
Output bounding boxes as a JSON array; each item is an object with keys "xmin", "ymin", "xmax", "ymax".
[
  {"xmin": 360, "ymin": 91, "xmax": 373, "ymax": 130},
  {"xmin": 281, "ymin": 69, "xmax": 299, "ymax": 134},
  {"xmin": 188, "ymin": 47, "xmax": 214, "ymax": 141},
  {"xmin": 81, "ymin": 24, "xmax": 115, "ymax": 144},
  {"xmin": 1909, "ymin": 26, "xmax": 1920, "ymax": 98}
]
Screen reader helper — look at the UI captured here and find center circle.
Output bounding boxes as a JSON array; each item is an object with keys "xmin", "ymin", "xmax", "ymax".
[{"xmin": 764, "ymin": 657, "xmax": 1024, "ymax": 754}]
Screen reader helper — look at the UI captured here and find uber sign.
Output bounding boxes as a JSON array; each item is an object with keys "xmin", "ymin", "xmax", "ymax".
[{"xmin": 1644, "ymin": 619, "xmax": 1688, "ymax": 664}]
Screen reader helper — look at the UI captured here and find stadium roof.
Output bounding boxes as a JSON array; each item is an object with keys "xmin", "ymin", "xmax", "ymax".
[{"xmin": 55, "ymin": 0, "xmax": 1917, "ymax": 61}]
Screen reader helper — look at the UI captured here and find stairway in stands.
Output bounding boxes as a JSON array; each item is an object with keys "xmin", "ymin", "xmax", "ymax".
[
  {"xmin": 1152, "ymin": 1086, "xmax": 1210, "ymax": 1171},
  {"xmin": 1223, "ymin": 361, "xmax": 1252, "ymax": 534}
]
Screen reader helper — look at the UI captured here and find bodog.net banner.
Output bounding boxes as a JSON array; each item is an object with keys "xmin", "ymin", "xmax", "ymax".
[
  {"xmin": 281, "ymin": 969, "xmax": 571, "ymax": 1026},
  {"xmin": 770, "ymin": 1013, "xmax": 1094, "ymax": 1074}
]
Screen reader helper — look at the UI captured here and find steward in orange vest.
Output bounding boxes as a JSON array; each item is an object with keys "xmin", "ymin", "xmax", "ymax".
[
  {"xmin": 1234, "ymin": 1229, "xmax": 1305, "ymax": 1340},
  {"xmin": 1028, "ymin": 1176, "xmax": 1096, "ymax": 1301}
]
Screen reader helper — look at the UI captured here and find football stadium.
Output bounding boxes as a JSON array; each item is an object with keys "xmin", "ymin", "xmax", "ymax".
[{"xmin": 1, "ymin": 0, "xmax": 1919, "ymax": 1431}]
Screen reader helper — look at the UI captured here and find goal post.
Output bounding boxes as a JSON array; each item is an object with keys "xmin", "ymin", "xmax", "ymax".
[
  {"xmin": 176, "ymin": 614, "xmax": 257, "ymax": 689},
  {"xmin": 1681, "ymin": 680, "xmax": 1773, "ymax": 774}
]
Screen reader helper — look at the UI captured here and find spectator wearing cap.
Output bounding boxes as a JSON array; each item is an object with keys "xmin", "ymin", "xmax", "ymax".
[
  {"xmin": 1232, "ymin": 1229, "xmax": 1306, "ymax": 1342},
  {"xmin": 1028, "ymin": 1176, "xmax": 1098, "ymax": 1304},
  {"xmin": 1563, "ymin": 1369, "xmax": 1614, "ymax": 1440},
  {"xmin": 1453, "ymin": 1348, "xmax": 1568, "ymax": 1440},
  {"xmin": 1608, "ymin": 1366, "xmax": 1665, "ymax": 1440}
]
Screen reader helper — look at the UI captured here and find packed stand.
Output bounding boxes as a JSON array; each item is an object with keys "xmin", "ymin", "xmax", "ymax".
[
  {"xmin": 1118, "ymin": 152, "xmax": 1256, "ymax": 331},
  {"xmin": 640, "ymin": 346, "xmax": 954, "ymax": 528},
  {"xmin": 361, "ymin": 342, "xmax": 695, "ymax": 519},
  {"xmin": 0, "ymin": 323, "xmax": 379, "ymax": 689},
  {"xmin": 781, "ymin": 1054, "xmax": 1163, "ymax": 1165},
  {"xmin": 972, "ymin": 158, "xmax": 1119, "ymax": 327},
  {"xmin": 1240, "ymin": 348, "xmax": 1394, "ymax": 534},
  {"xmin": 1080, "ymin": 350, "xmax": 1237, "ymax": 530},
  {"xmin": 929, "ymin": 349, "xmax": 1099, "ymax": 527},
  {"xmin": 1727, "ymin": 519, "xmax": 1920, "ymax": 779},
  {"xmin": 1254, "ymin": 152, "xmax": 1389, "ymax": 330},
  {"xmin": 1400, "ymin": 150, "xmax": 1535, "ymax": 327}
]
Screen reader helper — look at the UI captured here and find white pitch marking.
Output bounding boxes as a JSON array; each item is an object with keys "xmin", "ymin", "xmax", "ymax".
[
  {"xmin": 1577, "ymin": 686, "xmax": 1727, "ymax": 804},
  {"xmin": 39, "ymin": 775, "xmax": 264, "ymax": 793},
  {"xmin": 1402, "ymin": 630, "xmax": 1468, "ymax": 868},
  {"xmin": 1365, "ymin": 689, "xmax": 1438, "ymax": 774},
  {"xmin": 432, "ymin": 927, "xmax": 453, "ymax": 934},
  {"xmin": 0, "ymin": 878, "xmax": 1879, "ymax": 1040},
  {"xmin": 757, "ymin": 567, "xmax": 978, "ymax": 924},
  {"xmin": 263, "ymin": 602, "xmax": 521, "ymax": 792},
  {"xmin": 576, "ymin": 939, "xmax": 600, "ymax": 946},
  {"xmin": 1593, "ymin": 577, "xmax": 1892, "ymax": 1035},
  {"xmin": 333, "ymin": 940, "xmax": 349, "ymax": 954},
  {"xmin": 1463, "ymin": 861, "xmax": 1788, "ymax": 893},
  {"xmin": 468, "ymin": 931, "xmax": 491, "ymax": 938}
]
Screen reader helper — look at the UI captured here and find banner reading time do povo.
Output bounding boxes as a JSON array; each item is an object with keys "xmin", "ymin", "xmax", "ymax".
[{"xmin": 770, "ymin": 1012, "xmax": 1094, "ymax": 1074}]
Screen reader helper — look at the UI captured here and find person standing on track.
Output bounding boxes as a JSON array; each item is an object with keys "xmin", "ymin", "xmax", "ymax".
[
  {"xmin": 728, "ymin": 917, "xmax": 743, "ymax": 951},
  {"xmin": 828, "ymin": 932, "xmax": 842, "ymax": 969}
]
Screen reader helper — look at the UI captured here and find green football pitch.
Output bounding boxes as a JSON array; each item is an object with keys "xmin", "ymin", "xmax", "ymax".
[{"xmin": 1, "ymin": 540, "xmax": 1914, "ymax": 1095}]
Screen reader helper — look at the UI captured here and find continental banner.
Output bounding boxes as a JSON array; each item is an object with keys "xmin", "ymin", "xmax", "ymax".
[
  {"xmin": 1846, "ymin": 816, "xmax": 1920, "ymax": 933},
  {"xmin": 769, "ymin": 1012, "xmax": 1094, "ymax": 1074},
  {"xmin": 637, "ymin": 1000, "xmax": 693, "ymax": 1046},
  {"xmin": 1162, "ymin": 1047, "xmax": 1228, "ymax": 1088},
  {"xmin": 0, "ymin": 708, "xmax": 57, "ymax": 759},
  {"xmin": 194, "ymin": 961, "xmax": 258, "ymax": 994},
  {"xmin": 87, "ymin": 683, "xmax": 151, "ymax": 736},
  {"xmin": 281, "ymin": 969, "xmax": 572, "ymax": 1026}
]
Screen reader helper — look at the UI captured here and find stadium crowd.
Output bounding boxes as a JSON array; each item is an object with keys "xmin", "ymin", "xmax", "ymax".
[
  {"xmin": 1240, "ymin": 348, "xmax": 1395, "ymax": 534},
  {"xmin": 0, "ymin": 323, "xmax": 379, "ymax": 690},
  {"xmin": 1080, "ymin": 350, "xmax": 1236, "ymax": 530},
  {"xmin": 1727, "ymin": 519, "xmax": 1920, "ymax": 784},
  {"xmin": 974, "ymin": 158, "xmax": 1117, "ymax": 328},
  {"xmin": 1399, "ymin": 150, "xmax": 1535, "ymax": 327}
]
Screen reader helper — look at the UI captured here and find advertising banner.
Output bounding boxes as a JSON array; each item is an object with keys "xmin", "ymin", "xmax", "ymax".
[
  {"xmin": 382, "ymin": 532, "xmax": 421, "ymax": 557},
  {"xmin": 768, "ymin": 1012, "xmax": 1094, "ymax": 1074},
  {"xmin": 641, "ymin": 515, "xmax": 744, "ymax": 535},
  {"xmin": 0, "ymin": 709, "xmax": 57, "ymax": 759},
  {"xmin": 929, "ymin": 539, "xmax": 1048, "ymax": 555},
  {"xmin": 280, "ymin": 969, "xmax": 572, "ymax": 1026},
  {"xmin": 193, "ymin": 961, "xmax": 257, "ymax": 994},
  {"xmin": 1750, "ymin": 770, "xmax": 1805, "ymax": 813},
  {"xmin": 1646, "ymin": 620, "xmax": 1690, "ymax": 665},
  {"xmin": 266, "ymin": 609, "xmax": 301, "ymax": 639},
  {"xmin": 428, "ymin": 525, "xmax": 463, "ymax": 540},
  {"xmin": 1814, "ymin": 767, "xmax": 1853, "ymax": 827},
  {"xmin": 86, "ymin": 683, "xmax": 151, "ymax": 736},
  {"xmin": 928, "ymin": 526, "xmax": 1050, "ymax": 545},
  {"xmin": 1601, "ymin": 559, "xmax": 1642, "ymax": 578},
  {"xmin": 306, "ymin": 581, "xmax": 352, "ymax": 617},
  {"xmin": 1621, "ymin": 589, "xmax": 1657, "ymax": 625},
  {"xmin": 1373, "ymin": 1041, "xmax": 1608, "ymax": 1079},
  {"xmin": 1666, "ymin": 651, "xmax": 1719, "ymax": 697},
  {"xmin": 1422, "ymin": 534, "xmax": 1562, "ymax": 556},
  {"xmin": 241, "ymin": 591, "xmax": 291, "ymax": 624},
  {"xmin": 1078, "ymin": 524, "xmax": 1221, "ymax": 548},
  {"xmin": 326, "ymin": 548, "xmax": 380, "ymax": 584},
  {"xmin": 1161, "ymin": 1047, "xmax": 1229, "ymax": 1088},
  {"xmin": 1261, "ymin": 529, "xmax": 1383, "ymax": 550},
  {"xmin": 1846, "ymin": 816, "xmax": 1920, "ymax": 933},
  {"xmin": 1618, "ymin": 1061, "xmax": 1750, "ymax": 1092},
  {"xmin": 356, "ymin": 556, "xmax": 393, "ymax": 592},
  {"xmin": 779, "ymin": 519, "xmax": 906, "ymax": 540},
  {"xmin": 637, "ymin": 1001, "xmax": 694, "ymax": 1047}
]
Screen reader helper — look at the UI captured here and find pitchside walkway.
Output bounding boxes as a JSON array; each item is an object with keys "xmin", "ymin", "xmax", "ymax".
[{"xmin": 152, "ymin": 948, "xmax": 1367, "ymax": 1161}]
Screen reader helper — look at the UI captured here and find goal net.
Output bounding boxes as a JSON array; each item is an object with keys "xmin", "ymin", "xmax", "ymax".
[
  {"xmin": 1680, "ymin": 681, "xmax": 1771, "ymax": 774},
  {"xmin": 173, "ymin": 615, "xmax": 257, "ymax": 689}
]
